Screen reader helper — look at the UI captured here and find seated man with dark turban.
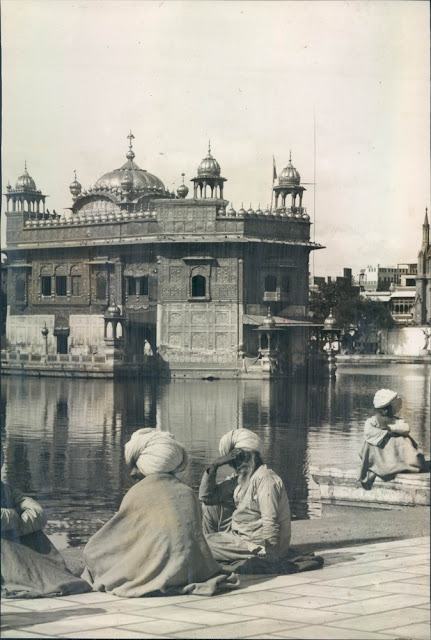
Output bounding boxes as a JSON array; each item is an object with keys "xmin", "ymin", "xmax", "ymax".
[
  {"xmin": 199, "ymin": 429, "xmax": 294, "ymax": 573},
  {"xmin": 82, "ymin": 428, "xmax": 238, "ymax": 597}
]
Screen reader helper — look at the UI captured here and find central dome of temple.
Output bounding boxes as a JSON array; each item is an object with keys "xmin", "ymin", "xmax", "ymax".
[
  {"xmin": 95, "ymin": 159, "xmax": 166, "ymax": 192},
  {"xmin": 95, "ymin": 133, "xmax": 166, "ymax": 193}
]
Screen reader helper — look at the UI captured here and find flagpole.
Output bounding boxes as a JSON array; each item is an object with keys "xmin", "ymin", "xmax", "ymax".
[
  {"xmin": 312, "ymin": 107, "xmax": 316, "ymax": 281},
  {"xmin": 270, "ymin": 155, "xmax": 276, "ymax": 213}
]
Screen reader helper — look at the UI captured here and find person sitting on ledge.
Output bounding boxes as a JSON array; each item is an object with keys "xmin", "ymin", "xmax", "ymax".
[
  {"xmin": 1, "ymin": 446, "xmax": 91, "ymax": 599},
  {"xmin": 82, "ymin": 428, "xmax": 239, "ymax": 597},
  {"xmin": 358, "ymin": 388, "xmax": 427, "ymax": 489},
  {"xmin": 199, "ymin": 428, "xmax": 323, "ymax": 575}
]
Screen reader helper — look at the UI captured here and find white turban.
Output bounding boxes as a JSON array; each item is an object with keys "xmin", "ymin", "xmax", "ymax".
[
  {"xmin": 373, "ymin": 389, "xmax": 398, "ymax": 409},
  {"xmin": 219, "ymin": 429, "xmax": 264, "ymax": 457},
  {"xmin": 124, "ymin": 428, "xmax": 188, "ymax": 476}
]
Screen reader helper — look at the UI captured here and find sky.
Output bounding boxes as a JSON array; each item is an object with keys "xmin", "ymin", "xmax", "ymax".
[{"xmin": 1, "ymin": 0, "xmax": 429, "ymax": 278}]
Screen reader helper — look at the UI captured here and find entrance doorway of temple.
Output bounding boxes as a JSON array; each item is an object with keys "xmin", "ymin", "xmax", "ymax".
[{"xmin": 126, "ymin": 318, "xmax": 156, "ymax": 362}]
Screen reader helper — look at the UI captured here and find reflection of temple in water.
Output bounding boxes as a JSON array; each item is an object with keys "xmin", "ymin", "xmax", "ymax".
[{"xmin": 2, "ymin": 366, "xmax": 429, "ymax": 544}]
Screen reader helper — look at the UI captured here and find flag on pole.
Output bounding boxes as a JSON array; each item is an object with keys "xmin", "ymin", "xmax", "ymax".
[{"xmin": 272, "ymin": 156, "xmax": 277, "ymax": 181}]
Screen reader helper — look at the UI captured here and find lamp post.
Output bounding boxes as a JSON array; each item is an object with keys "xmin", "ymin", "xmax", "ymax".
[
  {"xmin": 41, "ymin": 323, "xmax": 49, "ymax": 360},
  {"xmin": 322, "ymin": 310, "xmax": 341, "ymax": 377}
]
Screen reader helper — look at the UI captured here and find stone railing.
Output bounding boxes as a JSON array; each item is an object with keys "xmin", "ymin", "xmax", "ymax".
[
  {"xmin": 23, "ymin": 209, "xmax": 157, "ymax": 228},
  {"xmin": 1, "ymin": 351, "xmax": 107, "ymax": 364},
  {"xmin": 218, "ymin": 206, "xmax": 310, "ymax": 221}
]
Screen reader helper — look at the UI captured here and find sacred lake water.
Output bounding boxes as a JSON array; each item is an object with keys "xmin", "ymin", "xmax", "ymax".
[{"xmin": 1, "ymin": 364, "xmax": 429, "ymax": 548}]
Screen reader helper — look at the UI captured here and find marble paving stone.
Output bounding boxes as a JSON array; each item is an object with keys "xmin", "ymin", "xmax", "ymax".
[
  {"xmin": 327, "ymin": 606, "xmax": 430, "ymax": 632},
  {"xmin": 272, "ymin": 595, "xmax": 350, "ymax": 609},
  {"xmin": 362, "ymin": 554, "xmax": 430, "ymax": 571},
  {"xmin": 324, "ymin": 592, "xmax": 429, "ymax": 615},
  {"xmin": 0, "ymin": 631, "xmax": 51, "ymax": 639},
  {"xmin": 401, "ymin": 575, "xmax": 430, "ymax": 585},
  {"xmin": 231, "ymin": 603, "xmax": 356, "ymax": 625},
  {"xmin": 396, "ymin": 565, "xmax": 430, "ymax": 575},
  {"xmin": 135, "ymin": 604, "xmax": 253, "ymax": 626},
  {"xmin": 115, "ymin": 594, "xmax": 212, "ymax": 608},
  {"xmin": 241, "ymin": 635, "xmax": 293, "ymax": 639},
  {"xmin": 388, "ymin": 546, "xmax": 430, "ymax": 556},
  {"xmin": 1, "ymin": 597, "xmax": 81, "ymax": 611},
  {"xmin": 271, "ymin": 584, "xmax": 384, "ymax": 602},
  {"xmin": 318, "ymin": 550, "xmax": 412, "ymax": 565},
  {"xmin": 337, "ymin": 538, "xmax": 428, "ymax": 553},
  {"xmin": 316, "ymin": 569, "xmax": 413, "ymax": 588},
  {"xmin": 66, "ymin": 627, "xmax": 164, "ymax": 639},
  {"xmin": 176, "ymin": 589, "xmax": 296, "ymax": 611},
  {"xmin": 0, "ymin": 603, "xmax": 37, "ymax": 613},
  {"xmin": 233, "ymin": 574, "xmax": 316, "ymax": 592},
  {"xmin": 170, "ymin": 618, "xmax": 304, "ymax": 639},
  {"xmin": 120, "ymin": 619, "xmax": 203, "ymax": 635},
  {"xmin": 270, "ymin": 624, "xmax": 396, "ymax": 639},
  {"xmin": 16, "ymin": 612, "xmax": 155, "ymax": 637},
  {"xmin": 367, "ymin": 581, "xmax": 430, "ymax": 597},
  {"xmin": 58, "ymin": 592, "xmax": 128, "ymax": 604},
  {"xmin": 383, "ymin": 622, "xmax": 431, "ymax": 639}
]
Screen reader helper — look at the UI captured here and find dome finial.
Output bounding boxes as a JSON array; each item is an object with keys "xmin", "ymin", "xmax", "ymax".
[
  {"xmin": 289, "ymin": 150, "xmax": 292, "ymax": 164},
  {"xmin": 25, "ymin": 160, "xmax": 27, "ymax": 172},
  {"xmin": 74, "ymin": 169, "xmax": 77, "ymax": 181},
  {"xmin": 208, "ymin": 140, "xmax": 212, "ymax": 156},
  {"xmin": 126, "ymin": 130, "xmax": 135, "ymax": 161}
]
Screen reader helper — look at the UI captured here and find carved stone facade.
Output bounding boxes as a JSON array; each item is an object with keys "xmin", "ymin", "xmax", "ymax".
[{"xmin": 3, "ymin": 140, "xmax": 323, "ymax": 377}]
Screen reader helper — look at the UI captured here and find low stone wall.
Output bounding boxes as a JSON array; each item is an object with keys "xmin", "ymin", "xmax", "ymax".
[
  {"xmin": 382, "ymin": 326, "xmax": 431, "ymax": 357},
  {"xmin": 310, "ymin": 466, "xmax": 430, "ymax": 508}
]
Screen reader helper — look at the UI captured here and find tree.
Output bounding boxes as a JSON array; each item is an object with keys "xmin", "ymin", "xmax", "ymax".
[{"xmin": 310, "ymin": 280, "xmax": 394, "ymax": 348}]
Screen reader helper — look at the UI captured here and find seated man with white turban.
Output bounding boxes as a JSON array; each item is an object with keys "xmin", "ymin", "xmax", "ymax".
[
  {"xmin": 199, "ymin": 429, "xmax": 292, "ymax": 572},
  {"xmin": 82, "ymin": 429, "xmax": 238, "ymax": 597}
]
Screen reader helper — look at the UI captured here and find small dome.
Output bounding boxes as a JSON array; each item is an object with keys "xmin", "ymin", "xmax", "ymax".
[
  {"xmin": 15, "ymin": 165, "xmax": 37, "ymax": 191},
  {"xmin": 69, "ymin": 171, "xmax": 82, "ymax": 197},
  {"xmin": 177, "ymin": 173, "xmax": 189, "ymax": 198},
  {"xmin": 228, "ymin": 204, "xmax": 236, "ymax": 216},
  {"xmin": 247, "ymin": 204, "xmax": 255, "ymax": 215},
  {"xmin": 197, "ymin": 142, "xmax": 221, "ymax": 177},
  {"xmin": 263, "ymin": 308, "xmax": 276, "ymax": 327},
  {"xmin": 323, "ymin": 310, "xmax": 338, "ymax": 330},
  {"xmin": 278, "ymin": 152, "xmax": 301, "ymax": 186},
  {"xmin": 106, "ymin": 302, "xmax": 121, "ymax": 317},
  {"xmin": 238, "ymin": 203, "xmax": 246, "ymax": 216}
]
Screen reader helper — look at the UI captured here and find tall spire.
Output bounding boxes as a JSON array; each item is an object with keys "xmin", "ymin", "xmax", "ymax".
[{"xmin": 423, "ymin": 207, "xmax": 430, "ymax": 247}]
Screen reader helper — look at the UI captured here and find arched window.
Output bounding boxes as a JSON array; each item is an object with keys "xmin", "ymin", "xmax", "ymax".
[
  {"xmin": 192, "ymin": 275, "xmax": 206, "ymax": 297},
  {"xmin": 16, "ymin": 277, "xmax": 26, "ymax": 302},
  {"xmin": 264, "ymin": 275, "xmax": 277, "ymax": 292},
  {"xmin": 127, "ymin": 276, "xmax": 136, "ymax": 296},
  {"xmin": 139, "ymin": 275, "xmax": 149, "ymax": 296},
  {"xmin": 96, "ymin": 274, "xmax": 107, "ymax": 300}
]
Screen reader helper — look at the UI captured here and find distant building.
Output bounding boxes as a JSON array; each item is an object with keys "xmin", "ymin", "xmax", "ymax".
[
  {"xmin": 2, "ymin": 135, "xmax": 323, "ymax": 378},
  {"xmin": 359, "ymin": 265, "xmax": 399, "ymax": 291}
]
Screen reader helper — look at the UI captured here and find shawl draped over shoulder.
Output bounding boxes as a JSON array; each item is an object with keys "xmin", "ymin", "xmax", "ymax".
[
  {"xmin": 82, "ymin": 473, "xmax": 239, "ymax": 597},
  {"xmin": 1, "ymin": 482, "xmax": 91, "ymax": 599}
]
